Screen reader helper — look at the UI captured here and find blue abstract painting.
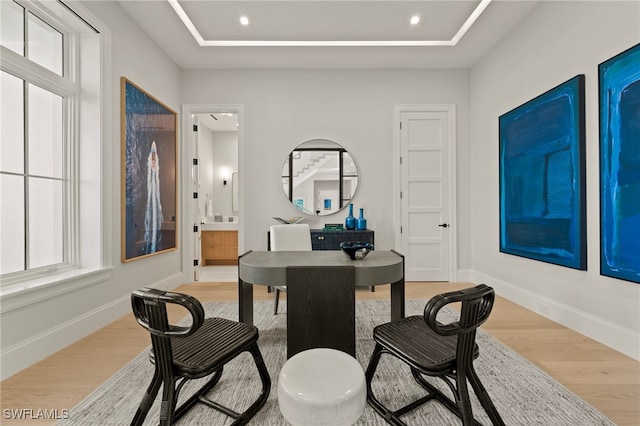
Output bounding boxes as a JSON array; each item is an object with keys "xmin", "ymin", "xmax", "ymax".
[
  {"xmin": 499, "ymin": 75, "xmax": 586, "ymax": 270},
  {"xmin": 599, "ymin": 43, "xmax": 640, "ymax": 284}
]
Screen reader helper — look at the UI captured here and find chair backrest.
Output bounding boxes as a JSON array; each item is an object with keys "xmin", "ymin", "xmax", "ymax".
[
  {"xmin": 423, "ymin": 284, "xmax": 495, "ymax": 365},
  {"xmin": 269, "ymin": 224, "xmax": 312, "ymax": 251},
  {"xmin": 131, "ymin": 287, "xmax": 205, "ymax": 368}
]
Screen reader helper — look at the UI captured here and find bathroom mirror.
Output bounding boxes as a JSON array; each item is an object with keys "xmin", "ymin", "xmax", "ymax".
[{"xmin": 281, "ymin": 139, "xmax": 358, "ymax": 216}]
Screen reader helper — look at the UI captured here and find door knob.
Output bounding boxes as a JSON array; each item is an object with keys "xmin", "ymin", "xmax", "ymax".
[{"xmin": 438, "ymin": 223, "xmax": 449, "ymax": 228}]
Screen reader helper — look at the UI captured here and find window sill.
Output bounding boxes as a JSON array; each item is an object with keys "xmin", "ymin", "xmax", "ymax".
[{"xmin": 0, "ymin": 267, "xmax": 113, "ymax": 313}]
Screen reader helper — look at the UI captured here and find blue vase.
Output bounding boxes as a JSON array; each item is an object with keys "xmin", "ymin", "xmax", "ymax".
[
  {"xmin": 356, "ymin": 208, "xmax": 367, "ymax": 230},
  {"xmin": 345, "ymin": 204, "xmax": 356, "ymax": 230}
]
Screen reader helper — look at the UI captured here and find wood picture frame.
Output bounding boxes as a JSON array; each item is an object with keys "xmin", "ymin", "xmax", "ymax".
[{"xmin": 121, "ymin": 77, "xmax": 178, "ymax": 262}]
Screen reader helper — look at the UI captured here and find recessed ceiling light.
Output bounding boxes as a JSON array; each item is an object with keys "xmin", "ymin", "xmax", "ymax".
[
  {"xmin": 239, "ymin": 16, "xmax": 249, "ymax": 26},
  {"xmin": 410, "ymin": 15, "xmax": 420, "ymax": 25}
]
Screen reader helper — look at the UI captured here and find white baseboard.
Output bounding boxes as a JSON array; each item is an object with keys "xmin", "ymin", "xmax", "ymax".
[
  {"xmin": 470, "ymin": 271, "xmax": 640, "ymax": 361},
  {"xmin": 0, "ymin": 273, "xmax": 180, "ymax": 380}
]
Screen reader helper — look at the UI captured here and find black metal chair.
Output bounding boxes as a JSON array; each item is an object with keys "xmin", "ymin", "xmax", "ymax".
[
  {"xmin": 365, "ymin": 284, "xmax": 505, "ymax": 426},
  {"xmin": 130, "ymin": 287, "xmax": 271, "ymax": 426}
]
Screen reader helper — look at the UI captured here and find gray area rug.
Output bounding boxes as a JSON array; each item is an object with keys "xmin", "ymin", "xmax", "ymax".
[{"xmin": 59, "ymin": 299, "xmax": 614, "ymax": 425}]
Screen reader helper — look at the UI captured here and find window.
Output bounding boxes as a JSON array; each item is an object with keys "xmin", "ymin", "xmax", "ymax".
[
  {"xmin": 1, "ymin": 1, "xmax": 68, "ymax": 278},
  {"xmin": 1, "ymin": 0, "xmax": 107, "ymax": 289}
]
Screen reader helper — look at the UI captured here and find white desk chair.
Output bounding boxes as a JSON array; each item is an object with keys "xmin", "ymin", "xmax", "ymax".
[{"xmin": 269, "ymin": 224, "xmax": 312, "ymax": 314}]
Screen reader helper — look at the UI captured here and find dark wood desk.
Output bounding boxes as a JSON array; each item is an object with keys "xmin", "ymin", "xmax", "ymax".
[
  {"xmin": 266, "ymin": 228, "xmax": 377, "ymax": 291},
  {"xmin": 238, "ymin": 250, "xmax": 404, "ymax": 357}
]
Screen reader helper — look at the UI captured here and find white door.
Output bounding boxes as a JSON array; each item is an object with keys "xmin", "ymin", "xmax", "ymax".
[
  {"xmin": 397, "ymin": 107, "xmax": 456, "ymax": 281},
  {"xmin": 191, "ymin": 114, "xmax": 202, "ymax": 281}
]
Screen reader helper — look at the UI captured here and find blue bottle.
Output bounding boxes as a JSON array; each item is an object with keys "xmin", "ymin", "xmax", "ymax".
[
  {"xmin": 356, "ymin": 208, "xmax": 367, "ymax": 230},
  {"xmin": 345, "ymin": 203, "xmax": 356, "ymax": 230}
]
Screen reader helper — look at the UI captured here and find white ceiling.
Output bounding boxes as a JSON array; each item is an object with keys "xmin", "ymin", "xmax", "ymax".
[
  {"xmin": 117, "ymin": 0, "xmax": 540, "ymax": 69},
  {"xmin": 198, "ymin": 112, "xmax": 238, "ymax": 131}
]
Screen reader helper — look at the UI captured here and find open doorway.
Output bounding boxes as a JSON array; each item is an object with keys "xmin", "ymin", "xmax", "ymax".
[
  {"xmin": 181, "ymin": 105, "xmax": 244, "ymax": 284},
  {"xmin": 196, "ymin": 113, "xmax": 239, "ymax": 282}
]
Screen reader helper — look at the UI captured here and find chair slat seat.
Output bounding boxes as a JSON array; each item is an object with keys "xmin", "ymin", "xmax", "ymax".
[
  {"xmin": 365, "ymin": 284, "xmax": 505, "ymax": 426},
  {"xmin": 373, "ymin": 316, "xmax": 479, "ymax": 373},
  {"xmin": 171, "ymin": 318, "xmax": 259, "ymax": 377},
  {"xmin": 131, "ymin": 287, "xmax": 271, "ymax": 426}
]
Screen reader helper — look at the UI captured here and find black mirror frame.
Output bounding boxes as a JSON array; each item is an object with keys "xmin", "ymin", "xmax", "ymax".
[{"xmin": 281, "ymin": 140, "xmax": 358, "ymax": 216}]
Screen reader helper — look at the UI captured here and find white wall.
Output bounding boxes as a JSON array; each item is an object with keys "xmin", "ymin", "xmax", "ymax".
[
  {"xmin": 211, "ymin": 132, "xmax": 238, "ymax": 217},
  {"xmin": 198, "ymin": 127, "xmax": 238, "ymax": 220},
  {"xmin": 469, "ymin": 1, "xmax": 640, "ymax": 359},
  {"xmin": 181, "ymin": 69, "xmax": 472, "ymax": 262},
  {"xmin": 1, "ymin": 1, "xmax": 183, "ymax": 379}
]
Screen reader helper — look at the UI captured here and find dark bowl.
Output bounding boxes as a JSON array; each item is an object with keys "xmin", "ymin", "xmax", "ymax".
[{"xmin": 340, "ymin": 242, "xmax": 374, "ymax": 260}]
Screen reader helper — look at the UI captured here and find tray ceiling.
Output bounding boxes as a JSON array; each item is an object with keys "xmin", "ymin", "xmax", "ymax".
[{"xmin": 117, "ymin": 0, "xmax": 540, "ymax": 69}]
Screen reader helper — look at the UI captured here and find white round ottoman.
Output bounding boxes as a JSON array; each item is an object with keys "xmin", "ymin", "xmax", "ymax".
[{"xmin": 277, "ymin": 348, "xmax": 366, "ymax": 426}]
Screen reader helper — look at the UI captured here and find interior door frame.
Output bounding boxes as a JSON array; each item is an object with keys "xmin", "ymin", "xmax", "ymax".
[
  {"xmin": 393, "ymin": 105, "xmax": 458, "ymax": 282},
  {"xmin": 181, "ymin": 104, "xmax": 245, "ymax": 284}
]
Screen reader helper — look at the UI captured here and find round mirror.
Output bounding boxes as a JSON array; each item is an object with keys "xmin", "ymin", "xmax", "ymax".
[{"xmin": 281, "ymin": 139, "xmax": 359, "ymax": 216}]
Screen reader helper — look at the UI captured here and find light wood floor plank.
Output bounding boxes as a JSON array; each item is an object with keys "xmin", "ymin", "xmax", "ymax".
[{"xmin": 1, "ymin": 282, "xmax": 638, "ymax": 425}]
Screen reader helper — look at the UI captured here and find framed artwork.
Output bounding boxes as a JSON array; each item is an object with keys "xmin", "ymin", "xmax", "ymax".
[
  {"xmin": 293, "ymin": 196, "xmax": 305, "ymax": 211},
  {"xmin": 599, "ymin": 43, "xmax": 640, "ymax": 283},
  {"xmin": 499, "ymin": 75, "xmax": 586, "ymax": 270},
  {"xmin": 121, "ymin": 78, "xmax": 178, "ymax": 262}
]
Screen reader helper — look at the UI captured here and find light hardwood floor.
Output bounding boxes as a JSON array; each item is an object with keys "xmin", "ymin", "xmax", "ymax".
[{"xmin": 1, "ymin": 282, "xmax": 638, "ymax": 425}]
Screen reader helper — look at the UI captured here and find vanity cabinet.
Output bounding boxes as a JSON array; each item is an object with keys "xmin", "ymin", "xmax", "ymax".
[
  {"xmin": 310, "ymin": 229, "xmax": 374, "ymax": 250},
  {"xmin": 201, "ymin": 230, "xmax": 238, "ymax": 265}
]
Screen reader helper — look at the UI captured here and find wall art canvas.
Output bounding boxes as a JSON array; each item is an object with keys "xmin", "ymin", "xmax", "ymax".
[
  {"xmin": 599, "ymin": 43, "xmax": 640, "ymax": 283},
  {"xmin": 499, "ymin": 75, "xmax": 586, "ymax": 270},
  {"xmin": 121, "ymin": 78, "xmax": 177, "ymax": 262}
]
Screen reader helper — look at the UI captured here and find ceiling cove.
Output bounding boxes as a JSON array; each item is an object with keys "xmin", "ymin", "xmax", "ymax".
[{"xmin": 166, "ymin": 0, "xmax": 493, "ymax": 47}]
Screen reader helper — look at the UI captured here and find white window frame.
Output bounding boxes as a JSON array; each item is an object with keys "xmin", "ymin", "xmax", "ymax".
[
  {"xmin": 1, "ymin": 4, "xmax": 76, "ymax": 279},
  {"xmin": 0, "ymin": 0, "xmax": 112, "ymax": 310}
]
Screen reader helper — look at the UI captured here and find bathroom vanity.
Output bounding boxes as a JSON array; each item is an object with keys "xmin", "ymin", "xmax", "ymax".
[{"xmin": 201, "ymin": 223, "xmax": 238, "ymax": 265}]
